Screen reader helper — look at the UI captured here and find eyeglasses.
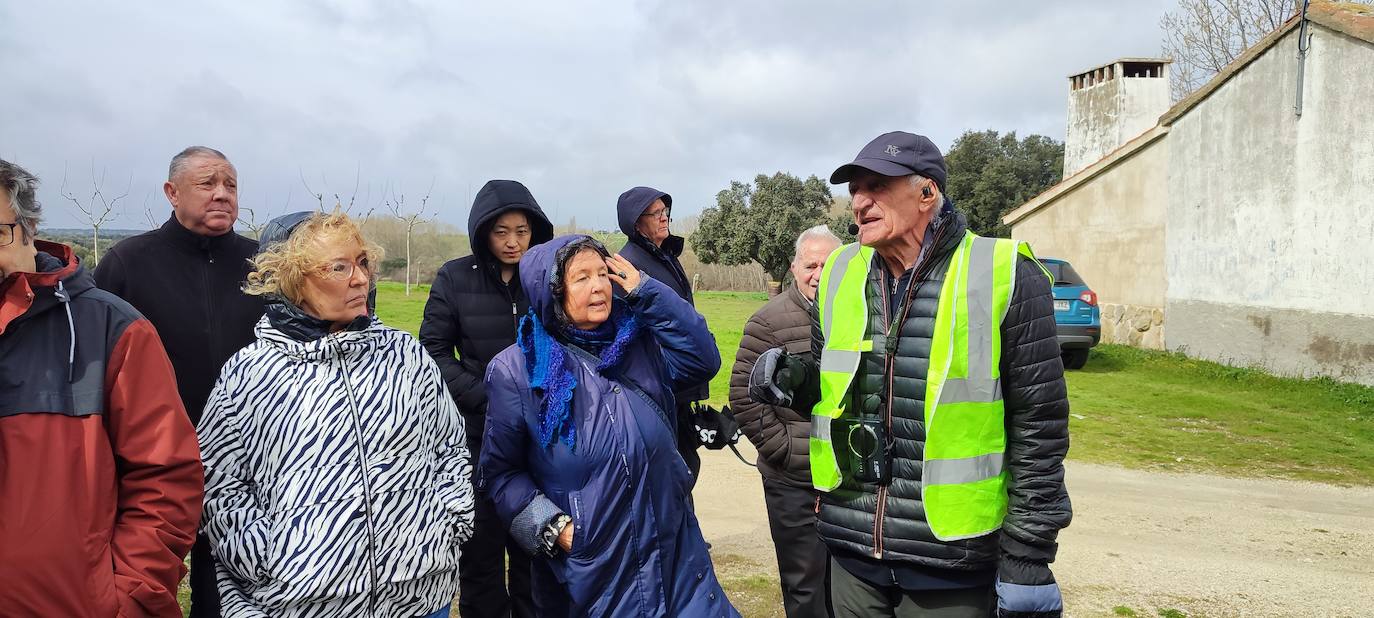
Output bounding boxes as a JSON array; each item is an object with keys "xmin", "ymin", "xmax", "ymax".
[
  {"xmin": 0, "ymin": 223, "xmax": 16, "ymax": 248},
  {"xmin": 639, "ymin": 207, "xmax": 671, "ymax": 222},
  {"xmin": 320, "ymin": 257, "xmax": 372, "ymax": 281}
]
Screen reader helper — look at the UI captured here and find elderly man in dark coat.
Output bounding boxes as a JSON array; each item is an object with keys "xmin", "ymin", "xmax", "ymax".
[{"xmin": 615, "ymin": 186, "xmax": 710, "ymax": 487}]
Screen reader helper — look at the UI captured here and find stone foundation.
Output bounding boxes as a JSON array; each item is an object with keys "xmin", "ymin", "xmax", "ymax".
[{"xmin": 1099, "ymin": 303, "xmax": 1165, "ymax": 350}]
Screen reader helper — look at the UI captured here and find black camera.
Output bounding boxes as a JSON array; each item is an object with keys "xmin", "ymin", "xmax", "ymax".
[{"xmin": 846, "ymin": 416, "xmax": 891, "ymax": 485}]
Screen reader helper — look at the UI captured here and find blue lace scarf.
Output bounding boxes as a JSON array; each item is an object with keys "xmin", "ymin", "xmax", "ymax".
[{"xmin": 517, "ymin": 304, "xmax": 641, "ymax": 450}]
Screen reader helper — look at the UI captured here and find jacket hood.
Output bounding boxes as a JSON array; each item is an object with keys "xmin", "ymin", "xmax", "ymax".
[
  {"xmin": 616, "ymin": 186, "xmax": 671, "ymax": 237},
  {"xmin": 616, "ymin": 186, "xmax": 683, "ymax": 257},
  {"xmin": 468, "ymin": 180, "xmax": 554, "ymax": 263},
  {"xmin": 518, "ymin": 234, "xmax": 580, "ymax": 331},
  {"xmin": 257, "ymin": 210, "xmax": 315, "ymax": 250}
]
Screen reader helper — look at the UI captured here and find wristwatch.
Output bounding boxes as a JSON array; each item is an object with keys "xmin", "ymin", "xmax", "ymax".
[{"xmin": 540, "ymin": 513, "xmax": 573, "ymax": 556}]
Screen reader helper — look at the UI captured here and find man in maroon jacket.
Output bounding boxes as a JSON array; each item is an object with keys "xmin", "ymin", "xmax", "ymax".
[{"xmin": 0, "ymin": 159, "xmax": 203, "ymax": 617}]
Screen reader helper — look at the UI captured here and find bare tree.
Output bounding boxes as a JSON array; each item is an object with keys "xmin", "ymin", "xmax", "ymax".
[
  {"xmin": 385, "ymin": 180, "xmax": 436, "ymax": 296},
  {"xmin": 300, "ymin": 165, "xmax": 377, "ymax": 226},
  {"xmin": 1161, "ymin": 0, "xmax": 1371, "ymax": 100},
  {"xmin": 237, "ymin": 207, "xmax": 272, "ymax": 240},
  {"xmin": 141, "ymin": 192, "xmax": 161, "ymax": 229},
  {"xmin": 60, "ymin": 161, "xmax": 131, "ymax": 264}
]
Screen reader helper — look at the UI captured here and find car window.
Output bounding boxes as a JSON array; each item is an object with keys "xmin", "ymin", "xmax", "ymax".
[{"xmin": 1042, "ymin": 261, "xmax": 1086, "ymax": 286}]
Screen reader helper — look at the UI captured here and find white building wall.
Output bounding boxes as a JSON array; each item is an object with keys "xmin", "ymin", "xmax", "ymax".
[{"xmin": 1166, "ymin": 25, "xmax": 1374, "ymax": 384}]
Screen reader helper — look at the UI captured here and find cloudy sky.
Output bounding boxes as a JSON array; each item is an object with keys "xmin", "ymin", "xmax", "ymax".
[{"xmin": 2, "ymin": 1, "xmax": 1170, "ymax": 232}]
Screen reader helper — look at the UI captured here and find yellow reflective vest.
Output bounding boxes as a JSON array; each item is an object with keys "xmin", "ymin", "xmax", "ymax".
[{"xmin": 810, "ymin": 231, "xmax": 1046, "ymax": 541}]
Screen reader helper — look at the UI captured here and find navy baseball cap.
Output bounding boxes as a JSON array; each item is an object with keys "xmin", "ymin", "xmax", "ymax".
[{"xmin": 829, "ymin": 131, "xmax": 947, "ymax": 192}]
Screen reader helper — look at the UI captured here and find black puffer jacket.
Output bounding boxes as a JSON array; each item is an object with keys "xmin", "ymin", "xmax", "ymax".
[
  {"xmin": 420, "ymin": 181, "xmax": 553, "ymax": 433},
  {"xmin": 795, "ymin": 207, "xmax": 1071, "ymax": 572},
  {"xmin": 729, "ymin": 284, "xmax": 815, "ymax": 487}
]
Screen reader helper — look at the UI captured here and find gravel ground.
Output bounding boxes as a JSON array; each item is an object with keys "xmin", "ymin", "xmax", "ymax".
[{"xmin": 695, "ymin": 446, "xmax": 1374, "ymax": 617}]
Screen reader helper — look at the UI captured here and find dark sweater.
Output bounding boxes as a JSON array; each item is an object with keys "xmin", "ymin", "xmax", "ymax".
[{"xmin": 94, "ymin": 216, "xmax": 264, "ymax": 424}]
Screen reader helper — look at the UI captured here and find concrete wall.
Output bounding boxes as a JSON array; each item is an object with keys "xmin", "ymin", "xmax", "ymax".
[
  {"xmin": 1166, "ymin": 25, "xmax": 1374, "ymax": 384},
  {"xmin": 1010, "ymin": 134, "xmax": 1169, "ymax": 348},
  {"xmin": 1065, "ymin": 71, "xmax": 1170, "ymax": 176}
]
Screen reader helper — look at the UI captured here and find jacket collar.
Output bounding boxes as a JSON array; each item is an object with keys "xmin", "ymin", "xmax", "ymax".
[
  {"xmin": 157, "ymin": 214, "xmax": 241, "ymax": 255},
  {"xmin": 1, "ymin": 241, "xmax": 88, "ymax": 335},
  {"xmin": 255, "ymin": 311, "xmax": 384, "ymax": 362},
  {"xmin": 633, "ymin": 233, "xmax": 684, "ymax": 259},
  {"xmin": 785, "ymin": 282, "xmax": 811, "ymax": 309}
]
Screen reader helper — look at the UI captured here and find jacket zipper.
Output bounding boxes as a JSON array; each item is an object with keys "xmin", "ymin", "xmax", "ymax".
[
  {"xmin": 204, "ymin": 248, "xmax": 218, "ymax": 367},
  {"xmin": 333, "ymin": 337, "xmax": 381, "ymax": 616},
  {"xmin": 873, "ymin": 269, "xmax": 892, "ymax": 559},
  {"xmin": 871, "ymin": 223, "xmax": 955, "ymax": 559},
  {"xmin": 496, "ymin": 263, "xmax": 521, "ymax": 333}
]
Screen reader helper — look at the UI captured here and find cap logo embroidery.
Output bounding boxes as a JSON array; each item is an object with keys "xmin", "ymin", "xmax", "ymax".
[{"xmin": 884, "ymin": 145, "xmax": 901, "ymax": 156}]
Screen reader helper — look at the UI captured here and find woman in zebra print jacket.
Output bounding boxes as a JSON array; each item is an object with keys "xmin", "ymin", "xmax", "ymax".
[{"xmin": 198, "ymin": 211, "xmax": 476, "ymax": 618}]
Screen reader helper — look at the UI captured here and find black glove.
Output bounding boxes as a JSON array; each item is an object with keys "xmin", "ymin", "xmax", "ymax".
[
  {"xmin": 996, "ymin": 556, "xmax": 1062, "ymax": 618},
  {"xmin": 748, "ymin": 348, "xmax": 806, "ymax": 406}
]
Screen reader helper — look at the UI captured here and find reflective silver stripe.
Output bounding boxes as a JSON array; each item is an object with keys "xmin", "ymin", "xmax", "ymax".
[
  {"xmin": 924, "ymin": 452, "xmax": 1005, "ymax": 485},
  {"xmin": 812, "ymin": 414, "xmax": 832, "ymax": 441},
  {"xmin": 939, "ymin": 376, "xmax": 1002, "ymax": 403},
  {"xmin": 819, "ymin": 349, "xmax": 863, "ymax": 373},
  {"xmin": 821, "ymin": 243, "xmax": 863, "ymax": 345},
  {"xmin": 965, "ymin": 236, "xmax": 998, "ymax": 382}
]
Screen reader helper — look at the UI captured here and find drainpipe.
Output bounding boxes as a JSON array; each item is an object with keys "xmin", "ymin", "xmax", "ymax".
[{"xmin": 1295, "ymin": 0, "xmax": 1312, "ymax": 117}]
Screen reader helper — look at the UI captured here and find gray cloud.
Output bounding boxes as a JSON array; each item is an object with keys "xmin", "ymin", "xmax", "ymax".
[{"xmin": 1, "ymin": 0, "xmax": 1168, "ymax": 232}]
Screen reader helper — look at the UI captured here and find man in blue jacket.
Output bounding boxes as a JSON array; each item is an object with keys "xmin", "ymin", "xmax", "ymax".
[{"xmin": 616, "ymin": 186, "xmax": 709, "ymax": 487}]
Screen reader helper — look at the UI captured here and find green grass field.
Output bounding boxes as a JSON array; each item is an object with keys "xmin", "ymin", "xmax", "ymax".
[{"xmin": 375, "ymin": 280, "xmax": 1374, "ymax": 485}]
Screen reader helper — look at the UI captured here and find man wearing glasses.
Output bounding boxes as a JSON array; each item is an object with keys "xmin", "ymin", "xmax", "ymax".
[
  {"xmin": 0, "ymin": 158, "xmax": 203, "ymax": 617},
  {"xmin": 616, "ymin": 186, "xmax": 711, "ymax": 489},
  {"xmin": 95, "ymin": 146, "xmax": 265, "ymax": 617}
]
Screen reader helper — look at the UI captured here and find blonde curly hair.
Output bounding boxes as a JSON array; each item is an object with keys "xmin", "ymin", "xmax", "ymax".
[{"xmin": 243, "ymin": 210, "xmax": 385, "ymax": 305}]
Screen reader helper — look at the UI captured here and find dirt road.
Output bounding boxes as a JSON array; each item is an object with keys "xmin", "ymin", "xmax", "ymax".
[{"xmin": 694, "ymin": 445, "xmax": 1374, "ymax": 617}]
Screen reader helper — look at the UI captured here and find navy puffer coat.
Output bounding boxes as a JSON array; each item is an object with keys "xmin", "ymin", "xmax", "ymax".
[{"xmin": 480, "ymin": 235, "xmax": 738, "ymax": 617}]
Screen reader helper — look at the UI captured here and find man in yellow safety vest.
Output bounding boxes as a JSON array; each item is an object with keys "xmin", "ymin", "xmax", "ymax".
[{"xmin": 749, "ymin": 131, "xmax": 1072, "ymax": 618}]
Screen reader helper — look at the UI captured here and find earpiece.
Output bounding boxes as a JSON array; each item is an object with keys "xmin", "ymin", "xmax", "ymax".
[
  {"xmin": 921, "ymin": 186, "xmax": 932, "ymax": 198},
  {"xmin": 848, "ymin": 223, "xmax": 859, "ymax": 235}
]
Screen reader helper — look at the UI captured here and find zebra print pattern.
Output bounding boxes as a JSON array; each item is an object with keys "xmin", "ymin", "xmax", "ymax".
[{"xmin": 199, "ymin": 316, "xmax": 476, "ymax": 617}]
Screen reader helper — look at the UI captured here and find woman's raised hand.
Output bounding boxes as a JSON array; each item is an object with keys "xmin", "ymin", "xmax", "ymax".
[{"xmin": 606, "ymin": 254, "xmax": 642, "ymax": 293}]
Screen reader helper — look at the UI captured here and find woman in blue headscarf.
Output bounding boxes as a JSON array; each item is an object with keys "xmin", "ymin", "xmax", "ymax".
[{"xmin": 480, "ymin": 235, "xmax": 739, "ymax": 617}]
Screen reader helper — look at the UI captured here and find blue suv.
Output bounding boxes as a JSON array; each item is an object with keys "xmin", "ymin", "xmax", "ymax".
[{"xmin": 1040, "ymin": 258, "xmax": 1100, "ymax": 369}]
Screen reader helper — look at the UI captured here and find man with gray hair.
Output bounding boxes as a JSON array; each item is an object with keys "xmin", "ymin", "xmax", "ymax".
[
  {"xmin": 95, "ymin": 146, "xmax": 264, "ymax": 617},
  {"xmin": 0, "ymin": 158, "xmax": 204, "ymax": 616},
  {"xmin": 728, "ymin": 223, "xmax": 841, "ymax": 617},
  {"xmin": 750, "ymin": 131, "xmax": 1071, "ymax": 617}
]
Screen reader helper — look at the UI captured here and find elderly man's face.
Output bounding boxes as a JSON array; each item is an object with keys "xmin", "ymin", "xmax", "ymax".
[
  {"xmin": 0, "ymin": 191, "xmax": 38, "ymax": 278},
  {"xmin": 848, "ymin": 170, "xmax": 931, "ymax": 249},
  {"xmin": 634, "ymin": 199, "xmax": 671, "ymax": 246},
  {"xmin": 791, "ymin": 237, "xmax": 840, "ymax": 301},
  {"xmin": 165, "ymin": 155, "xmax": 238, "ymax": 237}
]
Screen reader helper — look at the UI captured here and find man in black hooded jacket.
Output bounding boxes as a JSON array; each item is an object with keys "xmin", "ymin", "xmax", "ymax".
[
  {"xmin": 616, "ymin": 186, "xmax": 711, "ymax": 486},
  {"xmin": 421, "ymin": 179, "xmax": 553, "ymax": 618}
]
